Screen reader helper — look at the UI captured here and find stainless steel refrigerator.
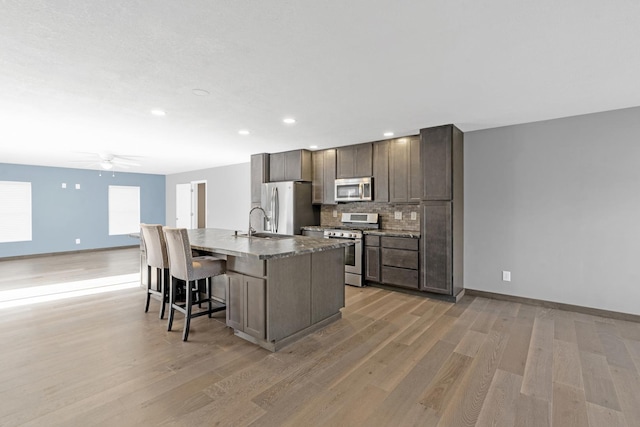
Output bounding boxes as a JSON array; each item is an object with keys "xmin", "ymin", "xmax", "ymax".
[{"xmin": 260, "ymin": 181, "xmax": 319, "ymax": 235}]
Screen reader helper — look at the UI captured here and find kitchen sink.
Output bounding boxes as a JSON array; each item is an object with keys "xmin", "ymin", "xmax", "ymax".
[{"xmin": 236, "ymin": 232, "xmax": 294, "ymax": 240}]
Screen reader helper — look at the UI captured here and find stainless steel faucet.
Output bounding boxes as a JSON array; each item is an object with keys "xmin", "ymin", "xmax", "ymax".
[{"xmin": 248, "ymin": 206, "xmax": 270, "ymax": 237}]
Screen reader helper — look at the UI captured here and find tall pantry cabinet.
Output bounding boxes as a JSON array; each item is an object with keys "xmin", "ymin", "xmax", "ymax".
[{"xmin": 420, "ymin": 124, "xmax": 464, "ymax": 298}]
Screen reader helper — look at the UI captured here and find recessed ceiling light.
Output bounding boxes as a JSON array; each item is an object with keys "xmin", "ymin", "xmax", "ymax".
[
  {"xmin": 151, "ymin": 109, "xmax": 166, "ymax": 116},
  {"xmin": 283, "ymin": 118, "xmax": 296, "ymax": 124},
  {"xmin": 383, "ymin": 132, "xmax": 394, "ymax": 137},
  {"xmin": 309, "ymin": 145, "xmax": 318, "ymax": 149},
  {"xmin": 238, "ymin": 130, "xmax": 250, "ymax": 135},
  {"xmin": 192, "ymin": 89, "xmax": 210, "ymax": 96}
]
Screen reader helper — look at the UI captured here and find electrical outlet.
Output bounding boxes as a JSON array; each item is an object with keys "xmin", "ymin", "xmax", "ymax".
[
  {"xmin": 75, "ymin": 184, "xmax": 81, "ymax": 190},
  {"xmin": 394, "ymin": 211, "xmax": 402, "ymax": 220},
  {"xmin": 75, "ymin": 238, "xmax": 81, "ymax": 244},
  {"xmin": 502, "ymin": 271, "xmax": 511, "ymax": 282},
  {"xmin": 61, "ymin": 183, "xmax": 67, "ymax": 189},
  {"xmin": 332, "ymin": 210, "xmax": 338, "ymax": 218},
  {"xmin": 411, "ymin": 212, "xmax": 417, "ymax": 220}
]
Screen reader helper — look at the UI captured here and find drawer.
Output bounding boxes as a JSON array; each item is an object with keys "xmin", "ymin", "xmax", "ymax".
[
  {"xmin": 364, "ymin": 235, "xmax": 380, "ymax": 247},
  {"xmin": 227, "ymin": 256, "xmax": 266, "ymax": 278},
  {"xmin": 381, "ymin": 236, "xmax": 418, "ymax": 250},
  {"xmin": 381, "ymin": 248, "xmax": 419, "ymax": 269},
  {"xmin": 381, "ymin": 266, "xmax": 419, "ymax": 289}
]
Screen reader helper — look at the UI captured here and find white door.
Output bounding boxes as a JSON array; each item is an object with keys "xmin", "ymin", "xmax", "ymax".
[{"xmin": 176, "ymin": 183, "xmax": 192, "ymax": 228}]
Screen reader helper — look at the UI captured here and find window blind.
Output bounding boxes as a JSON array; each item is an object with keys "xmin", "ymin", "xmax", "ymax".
[
  {"xmin": 108, "ymin": 185, "xmax": 140, "ymax": 235},
  {"xmin": 0, "ymin": 181, "xmax": 32, "ymax": 243}
]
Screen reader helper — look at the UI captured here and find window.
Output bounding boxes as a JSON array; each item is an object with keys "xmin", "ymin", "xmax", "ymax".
[
  {"xmin": 0, "ymin": 181, "xmax": 32, "ymax": 243},
  {"xmin": 108, "ymin": 186, "xmax": 140, "ymax": 235}
]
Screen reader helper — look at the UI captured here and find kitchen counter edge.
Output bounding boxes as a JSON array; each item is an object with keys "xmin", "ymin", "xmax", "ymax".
[{"xmin": 188, "ymin": 228, "xmax": 353, "ymax": 260}]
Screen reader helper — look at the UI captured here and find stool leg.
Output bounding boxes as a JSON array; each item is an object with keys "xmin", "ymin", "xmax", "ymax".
[
  {"xmin": 167, "ymin": 276, "xmax": 176, "ymax": 331},
  {"xmin": 183, "ymin": 280, "xmax": 193, "ymax": 341},
  {"xmin": 159, "ymin": 268, "xmax": 168, "ymax": 320},
  {"xmin": 208, "ymin": 277, "xmax": 213, "ymax": 318},
  {"xmin": 144, "ymin": 265, "xmax": 152, "ymax": 312}
]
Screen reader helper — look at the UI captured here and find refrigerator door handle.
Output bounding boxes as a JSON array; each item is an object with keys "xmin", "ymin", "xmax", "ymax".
[
  {"xmin": 270, "ymin": 187, "xmax": 275, "ymax": 232},
  {"xmin": 274, "ymin": 187, "xmax": 279, "ymax": 233}
]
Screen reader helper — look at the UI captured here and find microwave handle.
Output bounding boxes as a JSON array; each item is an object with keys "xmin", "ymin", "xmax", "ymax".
[{"xmin": 359, "ymin": 182, "xmax": 364, "ymax": 200}]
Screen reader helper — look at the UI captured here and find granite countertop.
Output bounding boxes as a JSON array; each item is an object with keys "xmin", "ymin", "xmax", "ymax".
[
  {"xmin": 300, "ymin": 225, "xmax": 420, "ymax": 238},
  {"xmin": 187, "ymin": 228, "xmax": 353, "ymax": 260}
]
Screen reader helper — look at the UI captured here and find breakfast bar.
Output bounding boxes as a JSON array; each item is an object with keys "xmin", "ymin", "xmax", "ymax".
[{"xmin": 187, "ymin": 228, "xmax": 352, "ymax": 351}]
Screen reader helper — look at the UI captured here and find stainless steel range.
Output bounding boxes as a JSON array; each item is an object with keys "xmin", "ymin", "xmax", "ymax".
[{"xmin": 323, "ymin": 213, "xmax": 379, "ymax": 287}]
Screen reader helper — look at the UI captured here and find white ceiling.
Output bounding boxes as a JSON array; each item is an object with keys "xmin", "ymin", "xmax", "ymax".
[{"xmin": 2, "ymin": 1, "xmax": 639, "ymax": 175}]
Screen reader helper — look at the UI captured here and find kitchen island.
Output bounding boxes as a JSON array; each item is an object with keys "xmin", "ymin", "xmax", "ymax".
[{"xmin": 187, "ymin": 228, "xmax": 352, "ymax": 351}]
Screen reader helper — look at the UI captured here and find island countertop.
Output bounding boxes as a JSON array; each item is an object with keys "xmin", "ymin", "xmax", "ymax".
[{"xmin": 187, "ymin": 228, "xmax": 353, "ymax": 260}]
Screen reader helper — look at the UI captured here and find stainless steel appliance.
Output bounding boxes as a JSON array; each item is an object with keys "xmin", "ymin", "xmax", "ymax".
[
  {"xmin": 260, "ymin": 181, "xmax": 319, "ymax": 235},
  {"xmin": 323, "ymin": 212, "xmax": 379, "ymax": 287},
  {"xmin": 334, "ymin": 177, "xmax": 373, "ymax": 202}
]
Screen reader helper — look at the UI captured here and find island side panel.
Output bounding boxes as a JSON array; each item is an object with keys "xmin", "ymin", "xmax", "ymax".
[
  {"xmin": 311, "ymin": 248, "xmax": 345, "ymax": 324},
  {"xmin": 266, "ymin": 254, "xmax": 312, "ymax": 342}
]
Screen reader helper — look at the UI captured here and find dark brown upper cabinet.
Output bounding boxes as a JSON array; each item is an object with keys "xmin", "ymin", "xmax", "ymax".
[
  {"xmin": 312, "ymin": 149, "xmax": 336, "ymax": 205},
  {"xmin": 421, "ymin": 124, "xmax": 463, "ymax": 201},
  {"xmin": 336, "ymin": 143, "xmax": 372, "ymax": 178},
  {"xmin": 389, "ymin": 136, "xmax": 421, "ymax": 203},
  {"xmin": 250, "ymin": 153, "xmax": 270, "ymax": 204},
  {"xmin": 269, "ymin": 149, "xmax": 312, "ymax": 182},
  {"xmin": 372, "ymin": 140, "xmax": 389, "ymax": 203}
]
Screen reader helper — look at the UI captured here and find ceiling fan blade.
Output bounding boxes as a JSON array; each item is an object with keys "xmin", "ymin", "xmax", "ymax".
[{"xmin": 112, "ymin": 158, "xmax": 140, "ymax": 167}]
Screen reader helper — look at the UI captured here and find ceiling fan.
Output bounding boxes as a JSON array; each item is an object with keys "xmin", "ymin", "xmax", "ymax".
[{"xmin": 71, "ymin": 152, "xmax": 142, "ymax": 171}]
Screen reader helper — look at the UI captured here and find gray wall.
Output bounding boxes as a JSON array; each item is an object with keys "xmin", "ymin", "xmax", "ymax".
[
  {"xmin": 166, "ymin": 162, "xmax": 251, "ymax": 231},
  {"xmin": 0, "ymin": 163, "xmax": 165, "ymax": 257},
  {"xmin": 465, "ymin": 106, "xmax": 640, "ymax": 316}
]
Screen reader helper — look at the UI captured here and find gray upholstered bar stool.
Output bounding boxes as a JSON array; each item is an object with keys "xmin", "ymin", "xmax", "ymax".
[
  {"xmin": 140, "ymin": 223, "xmax": 170, "ymax": 319},
  {"xmin": 163, "ymin": 227, "xmax": 227, "ymax": 341}
]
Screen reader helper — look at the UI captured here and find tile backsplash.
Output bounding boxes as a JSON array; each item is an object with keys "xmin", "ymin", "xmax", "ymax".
[{"xmin": 320, "ymin": 203, "xmax": 420, "ymax": 231}]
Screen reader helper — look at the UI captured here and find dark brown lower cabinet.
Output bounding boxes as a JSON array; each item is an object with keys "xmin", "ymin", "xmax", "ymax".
[
  {"xmin": 380, "ymin": 236, "xmax": 419, "ymax": 289},
  {"xmin": 224, "ymin": 249, "xmax": 344, "ymax": 351},
  {"xmin": 365, "ymin": 235, "xmax": 420, "ymax": 289},
  {"xmin": 226, "ymin": 271, "xmax": 266, "ymax": 339},
  {"xmin": 381, "ymin": 265, "xmax": 419, "ymax": 289},
  {"xmin": 364, "ymin": 235, "xmax": 380, "ymax": 282},
  {"xmin": 364, "ymin": 246, "xmax": 380, "ymax": 282},
  {"xmin": 420, "ymin": 202, "xmax": 452, "ymax": 294}
]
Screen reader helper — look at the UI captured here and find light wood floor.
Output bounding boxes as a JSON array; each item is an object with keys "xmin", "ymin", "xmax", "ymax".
[{"xmin": 1, "ymin": 249, "xmax": 639, "ymax": 426}]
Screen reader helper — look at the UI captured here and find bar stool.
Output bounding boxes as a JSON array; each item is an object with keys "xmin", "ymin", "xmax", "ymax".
[
  {"xmin": 163, "ymin": 227, "xmax": 227, "ymax": 341},
  {"xmin": 140, "ymin": 224, "xmax": 170, "ymax": 319}
]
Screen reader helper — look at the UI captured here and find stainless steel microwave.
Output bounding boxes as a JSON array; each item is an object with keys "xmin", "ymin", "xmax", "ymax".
[{"xmin": 334, "ymin": 177, "xmax": 373, "ymax": 202}]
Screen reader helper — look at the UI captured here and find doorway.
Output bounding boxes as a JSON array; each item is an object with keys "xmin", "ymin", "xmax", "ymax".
[{"xmin": 175, "ymin": 181, "xmax": 207, "ymax": 229}]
